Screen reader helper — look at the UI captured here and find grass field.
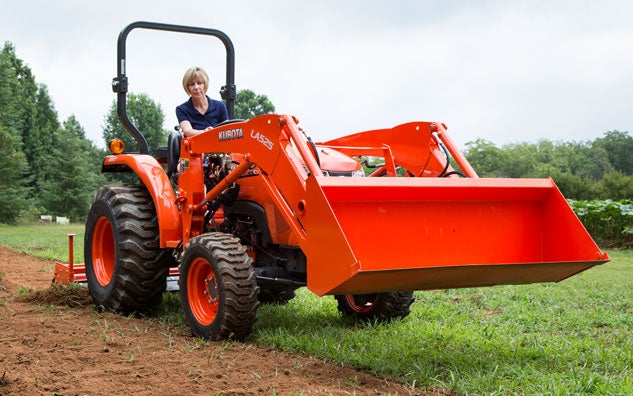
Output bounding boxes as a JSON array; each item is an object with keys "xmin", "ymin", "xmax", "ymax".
[
  {"xmin": 0, "ymin": 223, "xmax": 85, "ymax": 261},
  {"xmin": 1, "ymin": 224, "xmax": 631, "ymax": 394}
]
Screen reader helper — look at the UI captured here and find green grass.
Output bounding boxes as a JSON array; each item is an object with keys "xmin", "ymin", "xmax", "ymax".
[
  {"xmin": 1, "ymin": 224, "xmax": 631, "ymax": 394},
  {"xmin": 254, "ymin": 251, "xmax": 633, "ymax": 394},
  {"xmin": 0, "ymin": 223, "xmax": 84, "ymax": 261}
]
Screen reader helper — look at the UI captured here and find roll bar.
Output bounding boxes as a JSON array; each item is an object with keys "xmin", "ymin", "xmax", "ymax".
[{"xmin": 111, "ymin": 21, "xmax": 236, "ymax": 154}]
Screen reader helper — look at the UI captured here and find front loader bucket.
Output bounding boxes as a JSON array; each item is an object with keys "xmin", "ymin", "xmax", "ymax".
[{"xmin": 301, "ymin": 176, "xmax": 608, "ymax": 296}]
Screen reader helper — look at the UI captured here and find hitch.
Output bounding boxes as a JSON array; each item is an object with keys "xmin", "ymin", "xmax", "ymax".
[
  {"xmin": 53, "ymin": 233, "xmax": 86, "ymax": 284},
  {"xmin": 53, "ymin": 233, "xmax": 180, "ymax": 291}
]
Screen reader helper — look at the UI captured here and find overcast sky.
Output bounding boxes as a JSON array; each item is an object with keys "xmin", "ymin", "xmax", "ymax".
[{"xmin": 2, "ymin": 0, "xmax": 632, "ymax": 148}]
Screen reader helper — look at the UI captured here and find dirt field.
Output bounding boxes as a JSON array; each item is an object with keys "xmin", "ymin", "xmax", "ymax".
[{"xmin": 0, "ymin": 246, "xmax": 437, "ymax": 395}]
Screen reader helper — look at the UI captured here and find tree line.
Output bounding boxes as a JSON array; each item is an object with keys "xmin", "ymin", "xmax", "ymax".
[
  {"xmin": 0, "ymin": 42, "xmax": 106, "ymax": 224},
  {"xmin": 1, "ymin": 41, "xmax": 630, "ymax": 224},
  {"xmin": 463, "ymin": 133, "xmax": 633, "ymax": 200}
]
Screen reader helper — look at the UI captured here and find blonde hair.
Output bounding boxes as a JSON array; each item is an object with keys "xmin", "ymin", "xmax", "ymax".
[{"xmin": 182, "ymin": 67, "xmax": 209, "ymax": 95}]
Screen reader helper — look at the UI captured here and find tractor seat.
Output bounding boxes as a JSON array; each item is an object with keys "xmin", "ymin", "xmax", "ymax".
[{"xmin": 167, "ymin": 130, "xmax": 183, "ymax": 182}]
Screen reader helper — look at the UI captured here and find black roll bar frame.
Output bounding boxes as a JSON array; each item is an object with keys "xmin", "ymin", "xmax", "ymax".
[{"xmin": 112, "ymin": 21, "xmax": 236, "ymax": 154}]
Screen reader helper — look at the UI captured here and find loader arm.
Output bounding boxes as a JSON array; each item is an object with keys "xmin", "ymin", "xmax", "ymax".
[
  {"xmin": 176, "ymin": 114, "xmax": 608, "ymax": 296},
  {"xmin": 321, "ymin": 121, "xmax": 478, "ymax": 178},
  {"xmin": 176, "ymin": 115, "xmax": 318, "ymax": 246}
]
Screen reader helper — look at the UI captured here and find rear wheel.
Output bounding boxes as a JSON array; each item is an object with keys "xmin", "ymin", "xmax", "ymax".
[
  {"xmin": 335, "ymin": 292, "xmax": 414, "ymax": 322},
  {"xmin": 179, "ymin": 233, "xmax": 259, "ymax": 340},
  {"xmin": 84, "ymin": 183, "xmax": 170, "ymax": 313}
]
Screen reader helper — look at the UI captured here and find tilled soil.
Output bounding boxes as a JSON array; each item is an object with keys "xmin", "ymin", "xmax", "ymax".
[{"xmin": 0, "ymin": 246, "xmax": 433, "ymax": 395}]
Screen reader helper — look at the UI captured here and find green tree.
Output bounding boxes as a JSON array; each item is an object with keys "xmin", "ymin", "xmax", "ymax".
[
  {"xmin": 1, "ymin": 43, "xmax": 60, "ymax": 197},
  {"xmin": 502, "ymin": 142, "xmax": 537, "ymax": 178},
  {"xmin": 102, "ymin": 92, "xmax": 167, "ymax": 152},
  {"xmin": 574, "ymin": 143, "xmax": 613, "ymax": 181},
  {"xmin": 0, "ymin": 43, "xmax": 23, "ymax": 136},
  {"xmin": 1, "ymin": 45, "xmax": 55, "ymax": 189},
  {"xmin": 0, "ymin": 42, "xmax": 33, "ymax": 222},
  {"xmin": 29, "ymin": 84, "xmax": 61, "ymax": 191},
  {"xmin": 463, "ymin": 139, "xmax": 509, "ymax": 177},
  {"xmin": 0, "ymin": 125, "xmax": 30, "ymax": 223},
  {"xmin": 464, "ymin": 138, "xmax": 608, "ymax": 199},
  {"xmin": 593, "ymin": 130, "xmax": 633, "ymax": 175},
  {"xmin": 234, "ymin": 89, "xmax": 275, "ymax": 119},
  {"xmin": 547, "ymin": 169, "xmax": 598, "ymax": 200},
  {"xmin": 1, "ymin": 42, "xmax": 37, "ymax": 139},
  {"xmin": 597, "ymin": 171, "xmax": 633, "ymax": 200},
  {"xmin": 39, "ymin": 116, "xmax": 106, "ymax": 222},
  {"xmin": 537, "ymin": 141, "xmax": 608, "ymax": 181}
]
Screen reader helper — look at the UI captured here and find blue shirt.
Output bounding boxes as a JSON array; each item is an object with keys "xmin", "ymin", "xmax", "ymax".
[{"xmin": 176, "ymin": 96, "xmax": 229, "ymax": 129}]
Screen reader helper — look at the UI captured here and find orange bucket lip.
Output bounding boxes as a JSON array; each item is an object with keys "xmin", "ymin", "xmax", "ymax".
[
  {"xmin": 323, "ymin": 261, "xmax": 608, "ymax": 296},
  {"xmin": 301, "ymin": 176, "xmax": 608, "ymax": 296}
]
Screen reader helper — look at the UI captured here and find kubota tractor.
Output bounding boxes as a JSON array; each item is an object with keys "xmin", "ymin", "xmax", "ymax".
[{"xmin": 55, "ymin": 22, "xmax": 608, "ymax": 340}]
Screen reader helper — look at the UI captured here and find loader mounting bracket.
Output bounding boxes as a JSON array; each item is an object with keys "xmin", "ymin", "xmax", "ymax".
[{"xmin": 111, "ymin": 76, "xmax": 128, "ymax": 93}]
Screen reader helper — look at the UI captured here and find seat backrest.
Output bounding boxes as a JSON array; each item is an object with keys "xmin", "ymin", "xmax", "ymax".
[{"xmin": 167, "ymin": 130, "xmax": 184, "ymax": 180}]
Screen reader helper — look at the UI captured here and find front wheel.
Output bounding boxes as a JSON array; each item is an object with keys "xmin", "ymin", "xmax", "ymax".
[
  {"xmin": 179, "ymin": 233, "xmax": 259, "ymax": 340},
  {"xmin": 335, "ymin": 291, "xmax": 414, "ymax": 322}
]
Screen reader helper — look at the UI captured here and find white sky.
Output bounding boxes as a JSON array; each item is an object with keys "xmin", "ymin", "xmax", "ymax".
[{"xmin": 2, "ymin": 0, "xmax": 632, "ymax": 149}]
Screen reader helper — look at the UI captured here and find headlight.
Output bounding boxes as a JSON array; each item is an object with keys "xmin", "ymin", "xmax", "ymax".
[{"xmin": 108, "ymin": 139, "xmax": 125, "ymax": 154}]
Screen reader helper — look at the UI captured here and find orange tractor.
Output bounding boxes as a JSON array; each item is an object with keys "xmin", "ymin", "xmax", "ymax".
[{"xmin": 55, "ymin": 22, "xmax": 608, "ymax": 340}]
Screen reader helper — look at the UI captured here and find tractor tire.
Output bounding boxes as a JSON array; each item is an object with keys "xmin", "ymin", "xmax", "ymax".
[
  {"xmin": 84, "ymin": 183, "xmax": 170, "ymax": 314},
  {"xmin": 179, "ymin": 233, "xmax": 259, "ymax": 340},
  {"xmin": 335, "ymin": 291, "xmax": 414, "ymax": 322}
]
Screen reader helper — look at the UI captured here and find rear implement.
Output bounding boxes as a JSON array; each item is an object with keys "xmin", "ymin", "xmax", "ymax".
[{"xmin": 53, "ymin": 234, "xmax": 86, "ymax": 285}]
